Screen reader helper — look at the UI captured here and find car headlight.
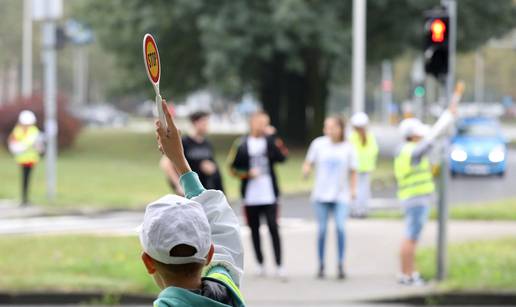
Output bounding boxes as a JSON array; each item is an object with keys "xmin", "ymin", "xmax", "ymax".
[
  {"xmin": 451, "ymin": 147, "xmax": 468, "ymax": 162},
  {"xmin": 488, "ymin": 145, "xmax": 505, "ymax": 163}
]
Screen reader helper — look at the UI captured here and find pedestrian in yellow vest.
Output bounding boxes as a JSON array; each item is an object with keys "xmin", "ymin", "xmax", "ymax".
[
  {"xmin": 8, "ymin": 110, "xmax": 43, "ymax": 206},
  {"xmin": 349, "ymin": 112, "xmax": 378, "ymax": 218},
  {"xmin": 395, "ymin": 89, "xmax": 461, "ymax": 285}
]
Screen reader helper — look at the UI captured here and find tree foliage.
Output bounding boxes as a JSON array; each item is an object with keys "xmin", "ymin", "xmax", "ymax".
[{"xmin": 81, "ymin": 0, "xmax": 516, "ymax": 143}]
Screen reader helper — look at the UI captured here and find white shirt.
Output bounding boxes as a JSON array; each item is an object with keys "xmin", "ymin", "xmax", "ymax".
[
  {"xmin": 306, "ymin": 136, "xmax": 357, "ymax": 203},
  {"xmin": 244, "ymin": 136, "xmax": 276, "ymax": 205}
]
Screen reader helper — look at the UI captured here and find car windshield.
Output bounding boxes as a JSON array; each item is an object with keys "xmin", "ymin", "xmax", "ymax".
[{"xmin": 458, "ymin": 124, "xmax": 498, "ymax": 137}]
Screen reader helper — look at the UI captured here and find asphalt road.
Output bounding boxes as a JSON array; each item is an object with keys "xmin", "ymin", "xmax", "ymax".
[{"xmin": 266, "ymin": 149, "xmax": 516, "ymax": 221}]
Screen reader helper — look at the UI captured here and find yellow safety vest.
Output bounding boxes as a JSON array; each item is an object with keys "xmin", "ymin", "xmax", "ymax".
[
  {"xmin": 203, "ymin": 265, "xmax": 245, "ymax": 306},
  {"xmin": 11, "ymin": 125, "xmax": 41, "ymax": 165},
  {"xmin": 394, "ymin": 142, "xmax": 435, "ymax": 200},
  {"xmin": 350, "ymin": 131, "xmax": 379, "ymax": 173}
]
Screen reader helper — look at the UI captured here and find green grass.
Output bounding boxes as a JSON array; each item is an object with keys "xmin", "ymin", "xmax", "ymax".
[
  {"xmin": 0, "ymin": 235, "xmax": 156, "ymax": 294},
  {"xmin": 446, "ymin": 199, "xmax": 516, "ymax": 221},
  {"xmin": 0, "ymin": 235, "xmax": 514, "ymax": 294},
  {"xmin": 417, "ymin": 237, "xmax": 516, "ymax": 291},
  {"xmin": 0, "ymin": 129, "xmax": 167, "ymax": 209},
  {"xmin": 0, "ymin": 128, "xmax": 392, "ymax": 210},
  {"xmin": 371, "ymin": 198, "xmax": 516, "ymax": 221}
]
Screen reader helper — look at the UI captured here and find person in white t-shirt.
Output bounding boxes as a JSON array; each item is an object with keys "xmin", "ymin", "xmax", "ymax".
[
  {"xmin": 228, "ymin": 111, "xmax": 289, "ymax": 279},
  {"xmin": 303, "ymin": 116, "xmax": 357, "ymax": 279}
]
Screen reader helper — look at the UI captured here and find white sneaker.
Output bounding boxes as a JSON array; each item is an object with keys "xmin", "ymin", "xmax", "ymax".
[
  {"xmin": 410, "ymin": 272, "xmax": 426, "ymax": 286},
  {"xmin": 255, "ymin": 264, "xmax": 266, "ymax": 277},
  {"xmin": 276, "ymin": 266, "xmax": 288, "ymax": 281},
  {"xmin": 397, "ymin": 273, "xmax": 411, "ymax": 285}
]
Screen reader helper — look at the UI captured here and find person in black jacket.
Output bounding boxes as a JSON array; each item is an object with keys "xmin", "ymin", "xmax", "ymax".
[
  {"xmin": 161, "ymin": 111, "xmax": 224, "ymax": 194},
  {"xmin": 227, "ymin": 111, "xmax": 288, "ymax": 279}
]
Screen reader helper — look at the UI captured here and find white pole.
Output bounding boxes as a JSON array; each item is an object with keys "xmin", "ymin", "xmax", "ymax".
[
  {"xmin": 437, "ymin": 0, "xmax": 457, "ymax": 282},
  {"xmin": 22, "ymin": 0, "xmax": 33, "ymax": 98},
  {"xmin": 352, "ymin": 0, "xmax": 366, "ymax": 113},
  {"xmin": 43, "ymin": 20, "xmax": 58, "ymax": 200}
]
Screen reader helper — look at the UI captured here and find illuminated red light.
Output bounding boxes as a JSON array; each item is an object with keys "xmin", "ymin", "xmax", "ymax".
[{"xmin": 431, "ymin": 19, "xmax": 446, "ymax": 43}]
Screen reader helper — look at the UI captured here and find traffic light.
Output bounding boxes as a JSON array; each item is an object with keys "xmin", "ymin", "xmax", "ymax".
[
  {"xmin": 414, "ymin": 85, "xmax": 426, "ymax": 98},
  {"xmin": 423, "ymin": 7, "xmax": 449, "ymax": 79}
]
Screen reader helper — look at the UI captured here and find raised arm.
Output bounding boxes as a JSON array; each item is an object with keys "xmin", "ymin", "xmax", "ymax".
[
  {"xmin": 159, "ymin": 156, "xmax": 184, "ymax": 195},
  {"xmin": 411, "ymin": 81, "xmax": 465, "ymax": 164},
  {"xmin": 155, "ymin": 100, "xmax": 244, "ymax": 284}
]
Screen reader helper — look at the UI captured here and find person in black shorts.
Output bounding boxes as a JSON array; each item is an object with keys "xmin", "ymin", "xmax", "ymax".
[{"xmin": 160, "ymin": 111, "xmax": 224, "ymax": 194}]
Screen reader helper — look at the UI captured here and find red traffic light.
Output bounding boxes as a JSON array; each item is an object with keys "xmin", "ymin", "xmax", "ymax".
[{"xmin": 430, "ymin": 19, "xmax": 446, "ymax": 43}]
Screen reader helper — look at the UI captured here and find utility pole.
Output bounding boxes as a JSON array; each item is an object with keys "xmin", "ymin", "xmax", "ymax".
[
  {"xmin": 352, "ymin": 0, "xmax": 366, "ymax": 113},
  {"xmin": 437, "ymin": 0, "xmax": 456, "ymax": 281},
  {"xmin": 42, "ymin": 20, "xmax": 58, "ymax": 200},
  {"xmin": 22, "ymin": 0, "xmax": 33, "ymax": 98},
  {"xmin": 33, "ymin": 0, "xmax": 62, "ymax": 201}
]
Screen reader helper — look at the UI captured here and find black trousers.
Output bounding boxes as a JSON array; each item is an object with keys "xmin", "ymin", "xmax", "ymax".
[
  {"xmin": 21, "ymin": 165, "xmax": 33, "ymax": 205},
  {"xmin": 244, "ymin": 204, "xmax": 282, "ymax": 266}
]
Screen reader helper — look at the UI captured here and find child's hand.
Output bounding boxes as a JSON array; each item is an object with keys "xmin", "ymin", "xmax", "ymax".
[
  {"xmin": 156, "ymin": 99, "xmax": 191, "ymax": 175},
  {"xmin": 200, "ymin": 160, "xmax": 217, "ymax": 175},
  {"xmin": 449, "ymin": 81, "xmax": 465, "ymax": 116},
  {"xmin": 302, "ymin": 162, "xmax": 311, "ymax": 180},
  {"xmin": 248, "ymin": 167, "xmax": 261, "ymax": 179}
]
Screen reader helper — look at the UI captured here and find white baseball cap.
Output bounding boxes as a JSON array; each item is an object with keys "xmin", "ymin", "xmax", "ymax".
[
  {"xmin": 399, "ymin": 118, "xmax": 422, "ymax": 138},
  {"xmin": 350, "ymin": 112, "xmax": 369, "ymax": 127},
  {"xmin": 139, "ymin": 194, "xmax": 212, "ymax": 265},
  {"xmin": 414, "ymin": 123, "xmax": 430, "ymax": 137},
  {"xmin": 19, "ymin": 110, "xmax": 36, "ymax": 125}
]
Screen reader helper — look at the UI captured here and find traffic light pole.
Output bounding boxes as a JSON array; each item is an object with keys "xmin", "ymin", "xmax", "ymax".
[
  {"xmin": 437, "ymin": 0, "xmax": 457, "ymax": 281},
  {"xmin": 352, "ymin": 0, "xmax": 366, "ymax": 113}
]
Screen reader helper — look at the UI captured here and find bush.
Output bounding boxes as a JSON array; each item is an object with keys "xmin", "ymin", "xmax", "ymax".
[{"xmin": 0, "ymin": 94, "xmax": 82, "ymax": 150}]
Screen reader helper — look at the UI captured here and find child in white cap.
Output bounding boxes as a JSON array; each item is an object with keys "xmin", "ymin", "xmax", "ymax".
[
  {"xmin": 140, "ymin": 100, "xmax": 245, "ymax": 306},
  {"xmin": 395, "ymin": 82, "xmax": 463, "ymax": 286}
]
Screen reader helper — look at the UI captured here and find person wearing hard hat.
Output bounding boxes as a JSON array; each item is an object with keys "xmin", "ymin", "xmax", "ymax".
[
  {"xmin": 349, "ymin": 112, "xmax": 379, "ymax": 218},
  {"xmin": 8, "ymin": 110, "xmax": 43, "ymax": 206},
  {"xmin": 395, "ymin": 99, "xmax": 459, "ymax": 286}
]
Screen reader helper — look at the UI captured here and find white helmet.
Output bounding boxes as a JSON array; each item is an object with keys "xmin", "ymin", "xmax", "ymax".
[
  {"xmin": 399, "ymin": 118, "xmax": 423, "ymax": 138},
  {"xmin": 350, "ymin": 112, "xmax": 369, "ymax": 127},
  {"xmin": 19, "ymin": 110, "xmax": 37, "ymax": 125}
]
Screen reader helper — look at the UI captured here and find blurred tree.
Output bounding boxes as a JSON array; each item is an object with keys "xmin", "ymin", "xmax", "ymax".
[{"xmin": 81, "ymin": 0, "xmax": 516, "ymax": 144}]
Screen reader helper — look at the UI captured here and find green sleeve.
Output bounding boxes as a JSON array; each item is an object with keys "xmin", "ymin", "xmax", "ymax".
[{"xmin": 179, "ymin": 171, "xmax": 206, "ymax": 199}]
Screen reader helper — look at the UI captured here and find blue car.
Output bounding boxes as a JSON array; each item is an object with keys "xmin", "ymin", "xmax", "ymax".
[{"xmin": 450, "ymin": 117, "xmax": 507, "ymax": 177}]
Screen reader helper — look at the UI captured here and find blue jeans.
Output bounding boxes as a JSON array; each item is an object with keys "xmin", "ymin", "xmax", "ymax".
[
  {"xmin": 314, "ymin": 201, "xmax": 347, "ymax": 266},
  {"xmin": 404, "ymin": 204, "xmax": 430, "ymax": 241}
]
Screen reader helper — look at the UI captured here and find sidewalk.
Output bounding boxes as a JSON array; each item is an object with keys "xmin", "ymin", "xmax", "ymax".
[
  {"xmin": 240, "ymin": 219, "xmax": 516, "ymax": 305},
  {"xmin": 1, "ymin": 203, "xmax": 516, "ymax": 305}
]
